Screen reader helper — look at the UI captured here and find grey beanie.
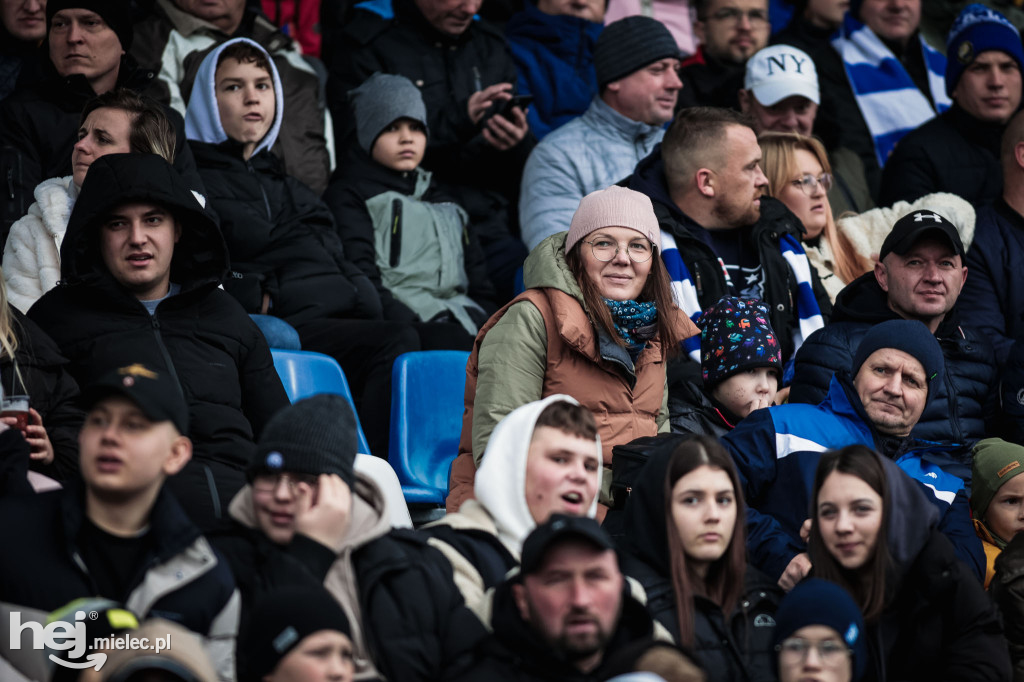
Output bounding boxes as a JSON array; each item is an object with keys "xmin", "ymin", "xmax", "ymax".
[
  {"xmin": 250, "ymin": 394, "xmax": 358, "ymax": 487},
  {"xmin": 349, "ymin": 72, "xmax": 429, "ymax": 154},
  {"xmin": 594, "ymin": 16, "xmax": 681, "ymax": 87}
]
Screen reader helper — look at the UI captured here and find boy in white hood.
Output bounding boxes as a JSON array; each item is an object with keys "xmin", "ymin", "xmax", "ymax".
[{"xmin": 426, "ymin": 395, "xmax": 602, "ymax": 616}]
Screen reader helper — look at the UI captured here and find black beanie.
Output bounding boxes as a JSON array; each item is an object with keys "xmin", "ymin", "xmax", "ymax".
[
  {"xmin": 851, "ymin": 319, "xmax": 944, "ymax": 397},
  {"xmin": 594, "ymin": 15, "xmax": 680, "ymax": 87},
  {"xmin": 47, "ymin": 0, "xmax": 133, "ymax": 51},
  {"xmin": 242, "ymin": 586, "xmax": 352, "ymax": 680},
  {"xmin": 250, "ymin": 394, "xmax": 358, "ymax": 487}
]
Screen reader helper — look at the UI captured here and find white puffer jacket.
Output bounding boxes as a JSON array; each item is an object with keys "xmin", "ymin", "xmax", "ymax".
[{"xmin": 2, "ymin": 176, "xmax": 75, "ymax": 313}]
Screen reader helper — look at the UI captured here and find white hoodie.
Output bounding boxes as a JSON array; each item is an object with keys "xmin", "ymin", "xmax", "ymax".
[{"xmin": 429, "ymin": 394, "xmax": 602, "ymax": 615}]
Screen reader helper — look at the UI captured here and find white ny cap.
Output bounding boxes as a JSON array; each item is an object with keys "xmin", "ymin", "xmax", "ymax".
[{"xmin": 744, "ymin": 44, "xmax": 819, "ymax": 106}]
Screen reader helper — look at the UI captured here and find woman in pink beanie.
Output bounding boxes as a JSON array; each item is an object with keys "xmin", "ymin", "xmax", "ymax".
[{"xmin": 448, "ymin": 185, "xmax": 699, "ymax": 515}]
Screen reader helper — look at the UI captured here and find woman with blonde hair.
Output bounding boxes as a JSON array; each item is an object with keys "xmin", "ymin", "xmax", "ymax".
[
  {"xmin": 759, "ymin": 132, "xmax": 871, "ymax": 301},
  {"xmin": 2, "ymin": 89, "xmax": 177, "ymax": 313},
  {"xmin": 0, "ymin": 270, "xmax": 82, "ymax": 483}
]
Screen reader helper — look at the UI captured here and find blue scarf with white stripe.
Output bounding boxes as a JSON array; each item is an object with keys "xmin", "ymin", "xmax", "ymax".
[
  {"xmin": 661, "ymin": 232, "xmax": 824, "ymax": 362},
  {"xmin": 832, "ymin": 14, "xmax": 950, "ymax": 168}
]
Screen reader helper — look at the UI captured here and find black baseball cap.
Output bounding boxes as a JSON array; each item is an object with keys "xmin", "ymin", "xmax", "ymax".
[
  {"xmin": 879, "ymin": 210, "xmax": 965, "ymax": 261},
  {"xmin": 519, "ymin": 515, "xmax": 616, "ymax": 576},
  {"xmin": 79, "ymin": 363, "xmax": 189, "ymax": 435}
]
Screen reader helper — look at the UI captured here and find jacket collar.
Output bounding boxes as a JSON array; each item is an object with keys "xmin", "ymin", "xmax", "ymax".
[
  {"xmin": 833, "ymin": 272, "xmax": 964, "ymax": 337},
  {"xmin": 586, "ymin": 96, "xmax": 665, "ymax": 143},
  {"xmin": 487, "ymin": 578, "xmax": 657, "ymax": 678},
  {"xmin": 60, "ymin": 482, "xmax": 201, "ymax": 565}
]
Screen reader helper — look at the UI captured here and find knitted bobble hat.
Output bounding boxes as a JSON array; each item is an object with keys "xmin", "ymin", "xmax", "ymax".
[
  {"xmin": 945, "ymin": 4, "xmax": 1024, "ymax": 97},
  {"xmin": 250, "ymin": 394, "xmax": 358, "ymax": 486},
  {"xmin": 565, "ymin": 186, "xmax": 660, "ymax": 254},
  {"xmin": 697, "ymin": 296, "xmax": 782, "ymax": 389}
]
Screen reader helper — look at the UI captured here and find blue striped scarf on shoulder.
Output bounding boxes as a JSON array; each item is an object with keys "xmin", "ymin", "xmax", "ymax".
[
  {"xmin": 660, "ymin": 232, "xmax": 824, "ymax": 362},
  {"xmin": 831, "ymin": 14, "xmax": 950, "ymax": 168}
]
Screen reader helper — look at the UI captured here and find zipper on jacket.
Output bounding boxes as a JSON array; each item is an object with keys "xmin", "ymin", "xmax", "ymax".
[
  {"xmin": 6, "ymin": 167, "xmax": 12, "ymax": 199},
  {"xmin": 389, "ymin": 199, "xmax": 402, "ymax": 267},
  {"xmin": 150, "ymin": 315, "xmax": 187, "ymax": 405},
  {"xmin": 246, "ymin": 160, "xmax": 273, "ymax": 220},
  {"xmin": 694, "ymin": 268, "xmax": 703, "ymax": 297}
]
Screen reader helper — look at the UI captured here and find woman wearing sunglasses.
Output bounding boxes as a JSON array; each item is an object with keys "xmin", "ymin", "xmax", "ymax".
[{"xmin": 759, "ymin": 132, "xmax": 871, "ymax": 302}]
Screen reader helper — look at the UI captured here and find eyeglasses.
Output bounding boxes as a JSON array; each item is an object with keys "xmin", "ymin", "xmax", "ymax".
[
  {"xmin": 776, "ymin": 638, "xmax": 851, "ymax": 666},
  {"xmin": 790, "ymin": 172, "xmax": 833, "ymax": 196},
  {"xmin": 583, "ymin": 238, "xmax": 654, "ymax": 263},
  {"xmin": 252, "ymin": 472, "xmax": 318, "ymax": 493},
  {"xmin": 707, "ymin": 7, "xmax": 770, "ymax": 25}
]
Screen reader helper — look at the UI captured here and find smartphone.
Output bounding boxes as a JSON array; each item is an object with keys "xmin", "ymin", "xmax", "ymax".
[{"xmin": 484, "ymin": 94, "xmax": 535, "ymax": 122}]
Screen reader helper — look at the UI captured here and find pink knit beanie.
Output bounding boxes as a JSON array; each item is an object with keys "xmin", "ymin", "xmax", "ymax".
[{"xmin": 565, "ymin": 186, "xmax": 661, "ymax": 254}]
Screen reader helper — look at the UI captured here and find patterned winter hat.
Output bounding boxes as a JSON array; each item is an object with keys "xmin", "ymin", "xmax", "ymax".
[{"xmin": 697, "ymin": 296, "xmax": 782, "ymax": 389}]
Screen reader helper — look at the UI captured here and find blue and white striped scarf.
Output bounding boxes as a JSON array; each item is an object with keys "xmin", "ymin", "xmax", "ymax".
[
  {"xmin": 832, "ymin": 14, "xmax": 950, "ymax": 168},
  {"xmin": 661, "ymin": 232, "xmax": 824, "ymax": 361}
]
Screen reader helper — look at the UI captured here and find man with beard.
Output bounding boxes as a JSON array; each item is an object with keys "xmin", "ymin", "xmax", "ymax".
[
  {"xmin": 627, "ymin": 106, "xmax": 831, "ymax": 377},
  {"xmin": 452, "ymin": 515, "xmax": 692, "ymax": 681}
]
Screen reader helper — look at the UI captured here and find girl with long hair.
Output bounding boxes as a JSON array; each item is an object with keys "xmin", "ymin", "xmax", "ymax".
[
  {"xmin": 808, "ymin": 445, "xmax": 1010, "ymax": 680},
  {"xmin": 621, "ymin": 435, "xmax": 780, "ymax": 680},
  {"xmin": 759, "ymin": 132, "xmax": 871, "ymax": 302}
]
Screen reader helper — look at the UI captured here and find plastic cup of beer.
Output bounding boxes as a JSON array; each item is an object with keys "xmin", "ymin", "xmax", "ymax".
[{"xmin": 1, "ymin": 395, "xmax": 30, "ymax": 432}]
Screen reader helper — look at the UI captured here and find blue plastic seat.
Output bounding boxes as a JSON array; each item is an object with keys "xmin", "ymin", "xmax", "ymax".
[
  {"xmin": 389, "ymin": 351, "xmax": 470, "ymax": 504},
  {"xmin": 271, "ymin": 349, "xmax": 372, "ymax": 456}
]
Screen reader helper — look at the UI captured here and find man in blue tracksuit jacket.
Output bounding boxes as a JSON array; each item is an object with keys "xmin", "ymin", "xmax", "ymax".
[{"xmin": 723, "ymin": 319, "xmax": 984, "ymax": 588}]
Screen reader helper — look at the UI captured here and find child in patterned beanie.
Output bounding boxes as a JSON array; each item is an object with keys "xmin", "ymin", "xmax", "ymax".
[{"xmin": 699, "ymin": 296, "xmax": 782, "ymax": 423}]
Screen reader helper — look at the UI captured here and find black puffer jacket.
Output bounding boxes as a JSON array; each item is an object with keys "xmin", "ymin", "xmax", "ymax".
[
  {"xmin": 667, "ymin": 379, "xmax": 734, "ymax": 438},
  {"xmin": 627, "ymin": 148, "xmax": 833, "ymax": 365},
  {"xmin": 991, "ymin": 531, "xmax": 1024, "ymax": 681},
  {"xmin": 324, "ymin": 147, "xmax": 495, "ymax": 322},
  {"xmin": 191, "ymin": 140, "xmax": 383, "ymax": 326},
  {"xmin": 6, "ymin": 309, "xmax": 83, "ymax": 482},
  {"xmin": 621, "ymin": 443, "xmax": 781, "ymax": 682},
  {"xmin": 325, "ymin": 0, "xmax": 534, "ymax": 239},
  {"xmin": 0, "ymin": 56, "xmax": 200, "ymax": 246},
  {"xmin": 880, "ymin": 104, "xmax": 1005, "ymax": 207},
  {"xmin": 789, "ymin": 272, "xmax": 996, "ymax": 446},
  {"xmin": 27, "ymin": 154, "xmax": 288, "ymax": 518}
]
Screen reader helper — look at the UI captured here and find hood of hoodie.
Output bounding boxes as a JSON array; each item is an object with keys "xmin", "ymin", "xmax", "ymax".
[
  {"xmin": 523, "ymin": 232, "xmax": 587, "ymax": 304},
  {"xmin": 184, "ymin": 37, "xmax": 284, "ymax": 157},
  {"xmin": 474, "ymin": 394, "xmax": 602, "ymax": 559},
  {"xmin": 620, "ymin": 444, "xmax": 677, "ymax": 577},
  {"xmin": 877, "ymin": 455, "xmax": 939, "ymax": 576},
  {"xmin": 59, "ymin": 153, "xmax": 229, "ymax": 291}
]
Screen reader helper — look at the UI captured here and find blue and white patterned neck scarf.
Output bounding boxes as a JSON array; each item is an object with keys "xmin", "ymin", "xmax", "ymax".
[{"xmin": 603, "ymin": 298, "xmax": 658, "ymax": 347}]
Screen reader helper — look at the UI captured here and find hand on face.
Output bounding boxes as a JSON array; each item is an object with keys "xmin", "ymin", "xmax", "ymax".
[{"xmin": 293, "ymin": 474, "xmax": 353, "ymax": 552}]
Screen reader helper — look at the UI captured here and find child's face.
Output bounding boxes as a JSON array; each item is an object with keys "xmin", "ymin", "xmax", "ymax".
[
  {"xmin": 215, "ymin": 57, "xmax": 275, "ymax": 158},
  {"xmin": 711, "ymin": 367, "xmax": 779, "ymax": 419},
  {"xmin": 371, "ymin": 118, "xmax": 426, "ymax": 172}
]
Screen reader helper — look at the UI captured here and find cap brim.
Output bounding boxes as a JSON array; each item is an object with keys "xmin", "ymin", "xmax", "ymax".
[
  {"xmin": 888, "ymin": 225, "xmax": 964, "ymax": 258},
  {"xmin": 78, "ymin": 385, "xmax": 180, "ymax": 432},
  {"xmin": 750, "ymin": 79, "xmax": 820, "ymax": 106}
]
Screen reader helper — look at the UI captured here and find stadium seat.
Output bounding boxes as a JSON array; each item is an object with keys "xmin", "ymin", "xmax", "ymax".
[
  {"xmin": 389, "ymin": 351, "xmax": 470, "ymax": 505},
  {"xmin": 271, "ymin": 349, "xmax": 372, "ymax": 456}
]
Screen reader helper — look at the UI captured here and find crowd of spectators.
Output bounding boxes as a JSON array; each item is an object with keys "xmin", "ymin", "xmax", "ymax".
[{"xmin": 5, "ymin": 0, "xmax": 1024, "ymax": 680}]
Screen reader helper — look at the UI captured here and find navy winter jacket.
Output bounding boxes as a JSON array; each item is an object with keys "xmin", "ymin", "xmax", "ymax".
[
  {"xmin": 789, "ymin": 272, "xmax": 996, "ymax": 447},
  {"xmin": 504, "ymin": 2, "xmax": 601, "ymax": 139},
  {"xmin": 960, "ymin": 199, "xmax": 1024, "ymax": 366},
  {"xmin": 721, "ymin": 374, "xmax": 985, "ymax": 583}
]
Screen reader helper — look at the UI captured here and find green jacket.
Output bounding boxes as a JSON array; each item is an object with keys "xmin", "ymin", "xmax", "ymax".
[{"xmin": 365, "ymin": 168, "xmax": 485, "ymax": 335}]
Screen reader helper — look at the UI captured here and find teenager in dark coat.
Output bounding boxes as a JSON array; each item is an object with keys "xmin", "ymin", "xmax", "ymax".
[{"xmin": 27, "ymin": 152, "xmax": 289, "ymax": 532}]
